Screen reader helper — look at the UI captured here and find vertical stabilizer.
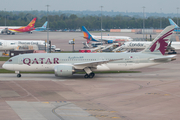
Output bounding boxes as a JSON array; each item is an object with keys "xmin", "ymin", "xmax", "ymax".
[
  {"xmin": 142, "ymin": 25, "xmax": 175, "ymax": 55},
  {"xmin": 82, "ymin": 26, "xmax": 93, "ymax": 43},
  {"xmin": 27, "ymin": 17, "xmax": 37, "ymax": 28},
  {"xmin": 42, "ymin": 21, "xmax": 48, "ymax": 28},
  {"xmin": 169, "ymin": 18, "xmax": 179, "ymax": 28}
]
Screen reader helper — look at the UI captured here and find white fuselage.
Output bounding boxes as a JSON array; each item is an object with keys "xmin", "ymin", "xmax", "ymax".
[
  {"xmin": 0, "ymin": 26, "xmax": 22, "ymax": 33},
  {"xmin": 0, "ymin": 40, "xmax": 46, "ymax": 51},
  {"xmin": 0, "ymin": 40, "xmax": 18, "ymax": 51},
  {"xmin": 121, "ymin": 41, "xmax": 180, "ymax": 50},
  {"xmin": 2, "ymin": 53, "xmax": 170, "ymax": 72},
  {"xmin": 92, "ymin": 35, "xmax": 133, "ymax": 42}
]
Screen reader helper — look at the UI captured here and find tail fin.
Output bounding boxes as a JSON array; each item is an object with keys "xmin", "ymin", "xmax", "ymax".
[
  {"xmin": 27, "ymin": 17, "xmax": 37, "ymax": 28},
  {"xmin": 169, "ymin": 18, "xmax": 179, "ymax": 28},
  {"xmin": 142, "ymin": 25, "xmax": 175, "ymax": 55},
  {"xmin": 42, "ymin": 21, "xmax": 48, "ymax": 28},
  {"xmin": 82, "ymin": 26, "xmax": 93, "ymax": 43}
]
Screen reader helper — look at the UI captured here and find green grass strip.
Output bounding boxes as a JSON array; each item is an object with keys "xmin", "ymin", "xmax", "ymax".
[{"xmin": 0, "ymin": 57, "xmax": 10, "ymax": 61}]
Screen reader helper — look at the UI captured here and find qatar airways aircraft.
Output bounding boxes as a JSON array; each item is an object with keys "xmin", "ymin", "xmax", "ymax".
[
  {"xmin": 82, "ymin": 26, "xmax": 133, "ymax": 44},
  {"xmin": 3, "ymin": 25, "xmax": 176, "ymax": 78}
]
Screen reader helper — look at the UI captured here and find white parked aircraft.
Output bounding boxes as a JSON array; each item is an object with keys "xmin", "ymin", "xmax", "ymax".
[
  {"xmin": 3, "ymin": 25, "xmax": 176, "ymax": 78},
  {"xmin": 82, "ymin": 26, "xmax": 133, "ymax": 44},
  {"xmin": 0, "ymin": 40, "xmax": 18, "ymax": 51},
  {"xmin": 116, "ymin": 41, "xmax": 180, "ymax": 54},
  {"xmin": 0, "ymin": 40, "xmax": 46, "ymax": 51}
]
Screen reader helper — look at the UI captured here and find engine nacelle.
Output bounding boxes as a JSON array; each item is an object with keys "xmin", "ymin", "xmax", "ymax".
[
  {"xmin": 107, "ymin": 40, "xmax": 113, "ymax": 44},
  {"xmin": 54, "ymin": 65, "xmax": 74, "ymax": 77}
]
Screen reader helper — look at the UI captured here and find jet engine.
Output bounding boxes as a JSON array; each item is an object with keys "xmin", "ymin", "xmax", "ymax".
[{"xmin": 54, "ymin": 65, "xmax": 75, "ymax": 77}]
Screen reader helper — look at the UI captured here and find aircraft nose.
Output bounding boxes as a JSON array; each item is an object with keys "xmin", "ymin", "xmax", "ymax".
[
  {"xmin": 2, "ymin": 63, "xmax": 7, "ymax": 69},
  {"xmin": 2, "ymin": 63, "xmax": 13, "ymax": 71}
]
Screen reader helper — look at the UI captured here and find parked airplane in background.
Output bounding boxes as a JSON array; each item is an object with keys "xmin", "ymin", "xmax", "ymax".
[
  {"xmin": 3, "ymin": 25, "xmax": 176, "ymax": 78},
  {"xmin": 0, "ymin": 17, "xmax": 37, "ymax": 35},
  {"xmin": 169, "ymin": 18, "xmax": 180, "ymax": 33},
  {"xmin": 0, "ymin": 39, "xmax": 46, "ymax": 51},
  {"xmin": 115, "ymin": 41, "xmax": 180, "ymax": 54},
  {"xmin": 0, "ymin": 40, "xmax": 18, "ymax": 51},
  {"xmin": 82, "ymin": 26, "xmax": 133, "ymax": 44},
  {"xmin": 34, "ymin": 21, "xmax": 48, "ymax": 31}
]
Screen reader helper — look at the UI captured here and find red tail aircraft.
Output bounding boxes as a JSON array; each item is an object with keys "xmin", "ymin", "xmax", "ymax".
[{"xmin": 7, "ymin": 17, "xmax": 37, "ymax": 35}]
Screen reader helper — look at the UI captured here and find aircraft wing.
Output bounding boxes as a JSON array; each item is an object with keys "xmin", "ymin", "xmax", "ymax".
[
  {"xmin": 73, "ymin": 59, "xmax": 123, "ymax": 69},
  {"xmin": 149, "ymin": 55, "xmax": 176, "ymax": 61}
]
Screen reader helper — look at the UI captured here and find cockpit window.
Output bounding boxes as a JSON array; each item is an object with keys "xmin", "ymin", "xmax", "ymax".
[
  {"xmin": 0, "ymin": 42, "xmax": 2, "ymax": 46},
  {"xmin": 8, "ymin": 59, "xmax": 12, "ymax": 62},
  {"xmin": 11, "ymin": 43, "xmax": 15, "ymax": 45}
]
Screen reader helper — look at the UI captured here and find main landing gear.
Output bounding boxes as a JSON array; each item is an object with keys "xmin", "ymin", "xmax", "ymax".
[
  {"xmin": 84, "ymin": 72, "xmax": 95, "ymax": 78},
  {"xmin": 83, "ymin": 67, "xmax": 95, "ymax": 78}
]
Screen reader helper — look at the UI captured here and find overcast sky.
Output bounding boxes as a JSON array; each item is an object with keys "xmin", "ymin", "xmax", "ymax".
[{"xmin": 1, "ymin": 0, "xmax": 180, "ymax": 13}]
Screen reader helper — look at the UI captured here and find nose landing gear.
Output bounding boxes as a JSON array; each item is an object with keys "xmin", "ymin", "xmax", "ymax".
[
  {"xmin": 15, "ymin": 71, "xmax": 21, "ymax": 78},
  {"xmin": 17, "ymin": 74, "xmax": 21, "ymax": 78}
]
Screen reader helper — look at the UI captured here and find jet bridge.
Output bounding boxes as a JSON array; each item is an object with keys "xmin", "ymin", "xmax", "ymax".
[
  {"xmin": 101, "ymin": 43, "xmax": 119, "ymax": 52},
  {"xmin": 112, "ymin": 46, "xmax": 124, "ymax": 52}
]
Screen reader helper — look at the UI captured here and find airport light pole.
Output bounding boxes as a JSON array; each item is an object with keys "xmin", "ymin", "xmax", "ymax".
[
  {"xmin": 177, "ymin": 7, "xmax": 179, "ymax": 26},
  {"xmin": 100, "ymin": 6, "xmax": 103, "ymax": 46},
  {"xmin": 142, "ymin": 6, "xmax": 145, "ymax": 41},
  {"xmin": 4, "ymin": 8, "xmax": 6, "ymax": 26},
  {"xmin": 46, "ymin": 5, "xmax": 50, "ymax": 53},
  {"xmin": 160, "ymin": 8, "xmax": 162, "ymax": 29}
]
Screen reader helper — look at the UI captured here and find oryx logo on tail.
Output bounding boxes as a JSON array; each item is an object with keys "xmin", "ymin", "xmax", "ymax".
[
  {"xmin": 142, "ymin": 25, "xmax": 175, "ymax": 55},
  {"xmin": 149, "ymin": 29, "xmax": 174, "ymax": 55}
]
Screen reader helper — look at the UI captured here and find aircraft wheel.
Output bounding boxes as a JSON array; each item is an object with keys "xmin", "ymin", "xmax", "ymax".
[
  {"xmin": 17, "ymin": 74, "xmax": 21, "ymax": 78},
  {"xmin": 89, "ymin": 73, "xmax": 95, "ymax": 78},
  {"xmin": 84, "ymin": 74, "xmax": 89, "ymax": 78}
]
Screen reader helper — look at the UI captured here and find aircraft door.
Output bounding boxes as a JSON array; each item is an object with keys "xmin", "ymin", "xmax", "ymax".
[
  {"xmin": 18, "ymin": 58, "xmax": 23, "ymax": 65},
  {"xmin": 135, "ymin": 56, "xmax": 139, "ymax": 64},
  {"xmin": 99, "ymin": 56, "xmax": 105, "ymax": 61},
  {"xmin": 3, "ymin": 41, "xmax": 7, "ymax": 47}
]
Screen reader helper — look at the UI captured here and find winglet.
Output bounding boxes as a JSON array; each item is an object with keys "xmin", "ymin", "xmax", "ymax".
[{"xmin": 142, "ymin": 25, "xmax": 175, "ymax": 55}]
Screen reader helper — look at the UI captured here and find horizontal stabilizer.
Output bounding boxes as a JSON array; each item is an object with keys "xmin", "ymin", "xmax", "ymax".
[{"xmin": 149, "ymin": 55, "xmax": 176, "ymax": 61}]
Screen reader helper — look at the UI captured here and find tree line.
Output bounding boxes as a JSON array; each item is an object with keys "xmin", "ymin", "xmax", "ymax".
[{"xmin": 0, "ymin": 11, "xmax": 178, "ymax": 30}]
